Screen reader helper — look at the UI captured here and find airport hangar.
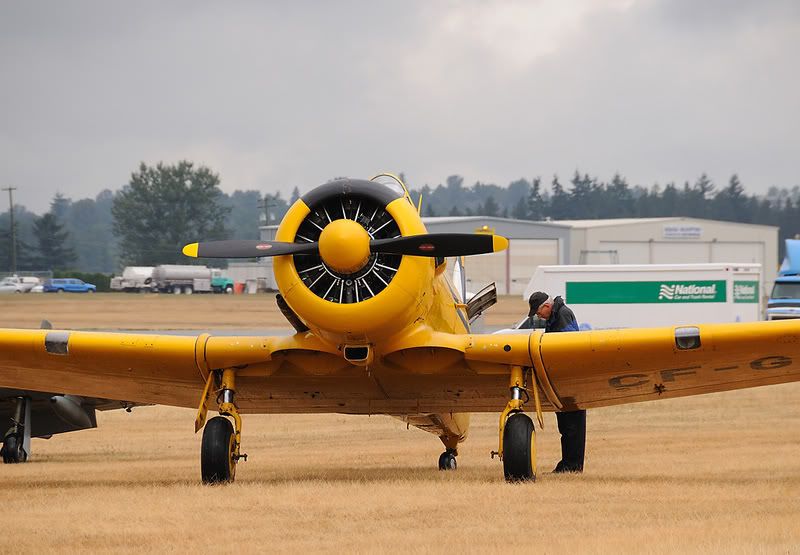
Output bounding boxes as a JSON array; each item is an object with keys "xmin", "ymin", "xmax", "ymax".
[{"xmin": 254, "ymin": 217, "xmax": 778, "ymax": 297}]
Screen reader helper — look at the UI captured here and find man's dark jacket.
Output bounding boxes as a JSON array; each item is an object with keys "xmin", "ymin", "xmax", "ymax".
[{"xmin": 544, "ymin": 296, "xmax": 579, "ymax": 333}]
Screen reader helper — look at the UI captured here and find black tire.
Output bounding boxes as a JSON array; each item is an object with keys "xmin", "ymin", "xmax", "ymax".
[
  {"xmin": 201, "ymin": 416, "xmax": 235, "ymax": 484},
  {"xmin": 225, "ymin": 286, "xmax": 234, "ymax": 294},
  {"xmin": 503, "ymin": 412, "xmax": 535, "ymax": 482},
  {"xmin": 438, "ymin": 450, "xmax": 457, "ymax": 471},
  {"xmin": 2, "ymin": 434, "xmax": 27, "ymax": 464}
]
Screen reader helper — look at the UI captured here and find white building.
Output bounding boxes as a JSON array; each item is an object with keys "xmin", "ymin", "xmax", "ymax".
[{"xmin": 555, "ymin": 217, "xmax": 778, "ymax": 294}]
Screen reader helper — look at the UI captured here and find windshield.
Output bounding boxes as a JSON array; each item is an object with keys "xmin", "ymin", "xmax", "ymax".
[
  {"xmin": 770, "ymin": 282, "xmax": 800, "ymax": 299},
  {"xmin": 370, "ymin": 173, "xmax": 408, "ymax": 198}
]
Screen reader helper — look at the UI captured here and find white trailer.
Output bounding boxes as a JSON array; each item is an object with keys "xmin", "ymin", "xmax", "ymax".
[
  {"xmin": 522, "ymin": 263, "xmax": 762, "ymax": 330},
  {"xmin": 110, "ymin": 267, "xmax": 155, "ymax": 292}
]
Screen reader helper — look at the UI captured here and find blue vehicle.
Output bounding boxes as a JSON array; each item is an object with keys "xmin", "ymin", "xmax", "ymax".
[
  {"xmin": 43, "ymin": 278, "xmax": 97, "ymax": 294},
  {"xmin": 766, "ymin": 239, "xmax": 800, "ymax": 320}
]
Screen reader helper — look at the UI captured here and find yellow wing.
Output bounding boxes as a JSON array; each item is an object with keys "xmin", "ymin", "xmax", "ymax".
[
  {"xmin": 1, "ymin": 320, "xmax": 799, "ymax": 416},
  {"xmin": 0, "ymin": 329, "xmax": 342, "ymax": 410},
  {"xmin": 459, "ymin": 320, "xmax": 800, "ymax": 410}
]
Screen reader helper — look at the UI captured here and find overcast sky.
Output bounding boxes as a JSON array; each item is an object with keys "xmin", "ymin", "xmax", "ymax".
[{"xmin": 1, "ymin": 0, "xmax": 798, "ymax": 213}]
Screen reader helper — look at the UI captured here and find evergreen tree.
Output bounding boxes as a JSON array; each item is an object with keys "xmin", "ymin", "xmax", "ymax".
[
  {"xmin": 549, "ymin": 175, "xmax": 570, "ymax": 219},
  {"xmin": 481, "ymin": 195, "xmax": 500, "ymax": 216},
  {"xmin": 50, "ymin": 193, "xmax": 71, "ymax": 221},
  {"xmin": 661, "ymin": 182, "xmax": 679, "ymax": 216},
  {"xmin": 524, "ymin": 177, "xmax": 546, "ymax": 220},
  {"xmin": 507, "ymin": 178, "xmax": 531, "ymax": 217},
  {"xmin": 33, "ymin": 213, "xmax": 76, "ymax": 270},
  {"xmin": 606, "ymin": 174, "xmax": 634, "ymax": 217},
  {"xmin": 712, "ymin": 174, "xmax": 749, "ymax": 222}
]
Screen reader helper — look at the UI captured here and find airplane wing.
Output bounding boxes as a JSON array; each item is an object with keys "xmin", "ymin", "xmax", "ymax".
[
  {"xmin": 1, "ymin": 321, "xmax": 799, "ymax": 417},
  {"xmin": 460, "ymin": 319, "xmax": 800, "ymax": 411},
  {"xmin": 0, "ymin": 329, "xmax": 342, "ymax": 411}
]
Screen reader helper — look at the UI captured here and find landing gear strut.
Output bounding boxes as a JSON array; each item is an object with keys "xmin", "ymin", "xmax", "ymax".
[
  {"xmin": 494, "ymin": 366, "xmax": 537, "ymax": 482},
  {"xmin": 196, "ymin": 369, "xmax": 246, "ymax": 484},
  {"xmin": 2, "ymin": 396, "xmax": 31, "ymax": 464}
]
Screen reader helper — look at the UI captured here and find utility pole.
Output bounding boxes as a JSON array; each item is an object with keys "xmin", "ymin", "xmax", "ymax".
[
  {"xmin": 258, "ymin": 194, "xmax": 276, "ymax": 226},
  {"xmin": 2, "ymin": 187, "xmax": 17, "ymax": 273}
]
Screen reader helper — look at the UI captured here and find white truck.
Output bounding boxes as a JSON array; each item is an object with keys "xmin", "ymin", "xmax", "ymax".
[
  {"xmin": 522, "ymin": 263, "xmax": 762, "ymax": 330},
  {"xmin": 110, "ymin": 266, "xmax": 155, "ymax": 292}
]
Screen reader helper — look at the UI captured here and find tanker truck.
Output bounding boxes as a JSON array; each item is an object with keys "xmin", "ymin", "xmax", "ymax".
[{"xmin": 152, "ymin": 265, "xmax": 235, "ymax": 294}]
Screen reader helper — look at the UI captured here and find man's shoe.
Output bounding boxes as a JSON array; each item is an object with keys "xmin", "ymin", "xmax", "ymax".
[{"xmin": 552, "ymin": 460, "xmax": 583, "ymax": 473}]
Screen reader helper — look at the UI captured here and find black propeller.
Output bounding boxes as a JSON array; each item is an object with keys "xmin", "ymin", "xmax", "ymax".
[
  {"xmin": 183, "ymin": 233, "xmax": 508, "ymax": 260},
  {"xmin": 370, "ymin": 233, "xmax": 506, "ymax": 257},
  {"xmin": 183, "ymin": 240, "xmax": 319, "ymax": 259}
]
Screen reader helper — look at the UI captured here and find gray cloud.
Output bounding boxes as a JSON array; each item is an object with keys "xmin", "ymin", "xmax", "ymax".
[{"xmin": 1, "ymin": 0, "xmax": 798, "ymax": 213}]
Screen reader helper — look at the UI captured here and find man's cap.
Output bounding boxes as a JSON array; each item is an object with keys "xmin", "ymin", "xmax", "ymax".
[{"xmin": 528, "ymin": 291, "xmax": 549, "ymax": 317}]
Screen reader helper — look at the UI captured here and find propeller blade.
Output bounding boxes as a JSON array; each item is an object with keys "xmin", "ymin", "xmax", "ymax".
[
  {"xmin": 369, "ymin": 233, "xmax": 508, "ymax": 257},
  {"xmin": 182, "ymin": 240, "xmax": 319, "ymax": 259}
]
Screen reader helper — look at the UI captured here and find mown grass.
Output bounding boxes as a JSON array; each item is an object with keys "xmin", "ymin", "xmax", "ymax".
[{"xmin": 1, "ymin": 295, "xmax": 799, "ymax": 553}]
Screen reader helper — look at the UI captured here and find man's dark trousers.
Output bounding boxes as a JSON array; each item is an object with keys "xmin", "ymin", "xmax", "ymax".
[{"xmin": 554, "ymin": 410, "xmax": 586, "ymax": 472}]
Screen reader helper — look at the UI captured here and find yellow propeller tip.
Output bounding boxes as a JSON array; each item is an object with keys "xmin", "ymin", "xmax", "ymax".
[
  {"xmin": 182, "ymin": 243, "xmax": 199, "ymax": 258},
  {"xmin": 492, "ymin": 235, "xmax": 509, "ymax": 252}
]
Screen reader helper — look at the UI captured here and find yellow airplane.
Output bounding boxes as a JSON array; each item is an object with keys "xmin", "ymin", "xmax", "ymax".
[{"xmin": 1, "ymin": 173, "xmax": 799, "ymax": 483}]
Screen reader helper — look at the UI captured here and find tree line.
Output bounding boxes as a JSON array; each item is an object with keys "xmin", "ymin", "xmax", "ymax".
[
  {"xmin": 409, "ymin": 172, "xmax": 800, "ymax": 257},
  {"xmin": 1, "ymin": 163, "xmax": 798, "ymax": 274}
]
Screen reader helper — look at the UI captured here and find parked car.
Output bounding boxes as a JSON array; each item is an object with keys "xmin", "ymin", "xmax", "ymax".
[
  {"xmin": 42, "ymin": 278, "xmax": 97, "ymax": 293},
  {"xmin": 0, "ymin": 275, "xmax": 40, "ymax": 293},
  {"xmin": 0, "ymin": 278, "xmax": 25, "ymax": 294}
]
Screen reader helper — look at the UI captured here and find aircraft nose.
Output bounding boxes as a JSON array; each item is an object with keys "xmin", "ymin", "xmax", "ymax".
[{"xmin": 318, "ymin": 219, "xmax": 371, "ymax": 274}]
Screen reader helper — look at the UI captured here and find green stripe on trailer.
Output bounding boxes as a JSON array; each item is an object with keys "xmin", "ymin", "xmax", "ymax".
[{"xmin": 566, "ymin": 280, "xmax": 727, "ymax": 304}]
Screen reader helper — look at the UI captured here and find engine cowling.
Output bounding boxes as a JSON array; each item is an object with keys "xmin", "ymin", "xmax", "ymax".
[{"xmin": 273, "ymin": 176, "xmax": 435, "ymax": 343}]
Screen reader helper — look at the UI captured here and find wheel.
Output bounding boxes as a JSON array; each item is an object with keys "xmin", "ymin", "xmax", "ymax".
[
  {"xmin": 225, "ymin": 285, "xmax": 234, "ymax": 294},
  {"xmin": 57, "ymin": 289, "xmax": 64, "ymax": 294},
  {"xmin": 183, "ymin": 286, "xmax": 193, "ymax": 295},
  {"xmin": 503, "ymin": 412, "xmax": 535, "ymax": 482},
  {"xmin": 201, "ymin": 416, "xmax": 236, "ymax": 484},
  {"xmin": 172, "ymin": 285, "xmax": 182, "ymax": 295},
  {"xmin": 2, "ymin": 434, "xmax": 27, "ymax": 464},
  {"xmin": 438, "ymin": 450, "xmax": 457, "ymax": 471},
  {"xmin": 87, "ymin": 289, "xmax": 95, "ymax": 294}
]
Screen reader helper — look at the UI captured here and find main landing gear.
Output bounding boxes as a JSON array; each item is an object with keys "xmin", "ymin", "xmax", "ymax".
[
  {"xmin": 195, "ymin": 369, "xmax": 246, "ymax": 484},
  {"xmin": 493, "ymin": 366, "xmax": 538, "ymax": 482},
  {"xmin": 2, "ymin": 396, "xmax": 31, "ymax": 464}
]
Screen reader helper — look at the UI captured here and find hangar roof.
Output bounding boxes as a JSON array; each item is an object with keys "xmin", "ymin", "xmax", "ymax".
[
  {"xmin": 423, "ymin": 216, "xmax": 570, "ymax": 228},
  {"xmin": 553, "ymin": 217, "xmax": 777, "ymax": 230}
]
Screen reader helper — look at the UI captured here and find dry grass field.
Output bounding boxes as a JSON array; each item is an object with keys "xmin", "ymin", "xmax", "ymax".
[{"xmin": 2, "ymin": 294, "xmax": 800, "ymax": 553}]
